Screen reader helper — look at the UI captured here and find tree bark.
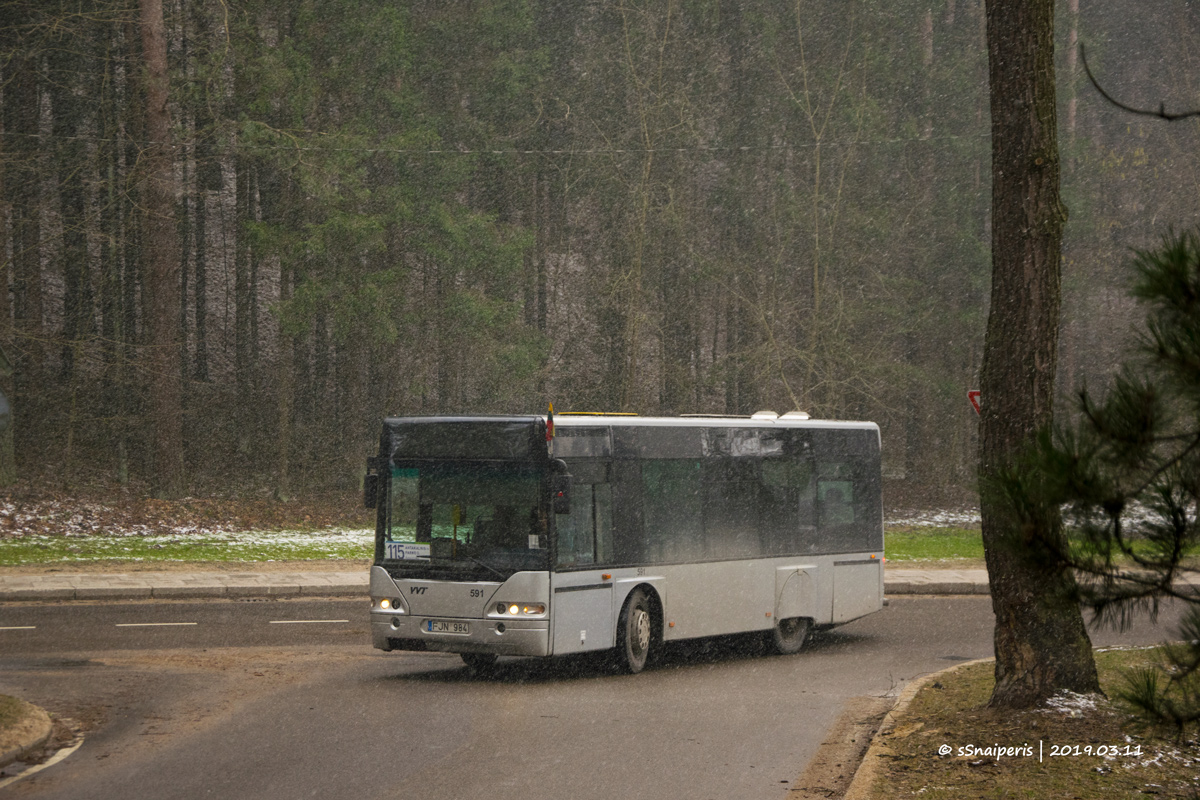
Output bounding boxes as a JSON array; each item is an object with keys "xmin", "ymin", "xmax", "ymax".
[
  {"xmin": 235, "ymin": 158, "xmax": 253, "ymax": 414},
  {"xmin": 51, "ymin": 46, "xmax": 93, "ymax": 384},
  {"xmin": 139, "ymin": 0, "xmax": 185, "ymax": 497},
  {"xmin": 0, "ymin": 92, "xmax": 12, "ymax": 485},
  {"xmin": 979, "ymin": 0, "xmax": 1100, "ymax": 707},
  {"xmin": 5, "ymin": 43, "xmax": 44, "ymax": 392}
]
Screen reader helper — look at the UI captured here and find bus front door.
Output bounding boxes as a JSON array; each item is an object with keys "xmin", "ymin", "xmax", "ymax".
[{"xmin": 550, "ymin": 577, "xmax": 614, "ymax": 655}]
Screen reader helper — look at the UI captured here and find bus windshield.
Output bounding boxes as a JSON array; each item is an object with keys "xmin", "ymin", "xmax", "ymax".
[{"xmin": 383, "ymin": 462, "xmax": 550, "ymax": 579}]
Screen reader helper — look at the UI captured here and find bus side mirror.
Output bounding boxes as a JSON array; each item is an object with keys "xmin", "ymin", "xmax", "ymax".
[
  {"xmin": 551, "ymin": 474, "xmax": 571, "ymax": 515},
  {"xmin": 363, "ymin": 473, "xmax": 379, "ymax": 509}
]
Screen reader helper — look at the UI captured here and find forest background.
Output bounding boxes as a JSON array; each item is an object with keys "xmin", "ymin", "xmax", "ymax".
[{"xmin": 1, "ymin": 0, "xmax": 1198, "ymax": 504}]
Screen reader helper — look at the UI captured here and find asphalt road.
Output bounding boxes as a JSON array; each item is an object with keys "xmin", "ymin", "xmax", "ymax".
[{"xmin": 0, "ymin": 596, "xmax": 1185, "ymax": 800}]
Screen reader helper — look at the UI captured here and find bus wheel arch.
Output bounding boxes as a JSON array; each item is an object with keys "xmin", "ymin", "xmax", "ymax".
[
  {"xmin": 617, "ymin": 585, "xmax": 661, "ymax": 674},
  {"xmin": 771, "ymin": 616, "xmax": 811, "ymax": 655}
]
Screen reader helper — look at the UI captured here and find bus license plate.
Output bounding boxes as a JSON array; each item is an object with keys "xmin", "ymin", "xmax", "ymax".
[{"xmin": 426, "ymin": 620, "xmax": 470, "ymax": 634}]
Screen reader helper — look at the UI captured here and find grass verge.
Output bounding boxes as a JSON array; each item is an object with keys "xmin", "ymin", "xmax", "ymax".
[
  {"xmin": 885, "ymin": 527, "xmax": 983, "ymax": 564},
  {"xmin": 3, "ymin": 524, "xmax": 966, "ymax": 568},
  {"xmin": 0, "ymin": 529, "xmax": 373, "ymax": 567},
  {"xmin": 0, "ymin": 696, "xmax": 22, "ymax": 731},
  {"xmin": 866, "ymin": 648, "xmax": 1200, "ymax": 799}
]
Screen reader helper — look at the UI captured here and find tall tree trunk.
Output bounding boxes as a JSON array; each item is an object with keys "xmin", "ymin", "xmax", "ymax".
[
  {"xmin": 235, "ymin": 157, "xmax": 254, "ymax": 435},
  {"xmin": 0, "ymin": 88, "xmax": 14, "ymax": 485},
  {"xmin": 5, "ymin": 46, "xmax": 44, "ymax": 395},
  {"xmin": 275, "ymin": 261, "xmax": 294, "ymax": 501},
  {"xmin": 191, "ymin": 31, "xmax": 217, "ymax": 384},
  {"xmin": 979, "ymin": 0, "xmax": 1099, "ymax": 708},
  {"xmin": 192, "ymin": 181, "xmax": 209, "ymax": 382},
  {"xmin": 139, "ymin": 0, "xmax": 185, "ymax": 497},
  {"xmin": 904, "ymin": 6, "xmax": 940, "ymax": 491},
  {"xmin": 51, "ymin": 47, "xmax": 93, "ymax": 385}
]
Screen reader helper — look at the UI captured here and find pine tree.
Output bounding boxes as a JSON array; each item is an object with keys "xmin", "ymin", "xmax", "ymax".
[{"xmin": 1010, "ymin": 228, "xmax": 1200, "ymax": 731}]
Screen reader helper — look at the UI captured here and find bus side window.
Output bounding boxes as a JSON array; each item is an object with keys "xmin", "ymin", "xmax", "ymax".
[
  {"xmin": 642, "ymin": 459, "xmax": 702, "ymax": 563},
  {"xmin": 611, "ymin": 461, "xmax": 646, "ymax": 564},
  {"xmin": 761, "ymin": 457, "xmax": 816, "ymax": 554},
  {"xmin": 702, "ymin": 459, "xmax": 760, "ymax": 560}
]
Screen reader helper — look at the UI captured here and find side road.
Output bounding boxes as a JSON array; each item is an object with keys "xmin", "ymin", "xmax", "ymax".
[
  {"xmin": 0, "ymin": 564, "xmax": 986, "ymax": 778},
  {"xmin": 0, "ymin": 566, "xmax": 992, "ymax": 602}
]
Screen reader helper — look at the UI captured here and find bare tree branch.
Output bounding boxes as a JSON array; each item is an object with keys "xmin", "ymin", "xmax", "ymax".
[{"xmin": 1081, "ymin": 44, "xmax": 1200, "ymax": 122}]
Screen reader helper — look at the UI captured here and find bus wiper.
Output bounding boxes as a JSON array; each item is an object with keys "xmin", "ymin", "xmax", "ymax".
[{"xmin": 461, "ymin": 554, "xmax": 506, "ymax": 580}]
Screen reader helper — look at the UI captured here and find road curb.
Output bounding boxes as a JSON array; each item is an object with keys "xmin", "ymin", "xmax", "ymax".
[
  {"xmin": 0, "ymin": 698, "xmax": 53, "ymax": 771},
  {"xmin": 0, "ymin": 573, "xmax": 371, "ymax": 602},
  {"xmin": 884, "ymin": 580, "xmax": 990, "ymax": 595},
  {"xmin": 0, "ymin": 587, "xmax": 369, "ymax": 601},
  {"xmin": 842, "ymin": 657, "xmax": 993, "ymax": 800}
]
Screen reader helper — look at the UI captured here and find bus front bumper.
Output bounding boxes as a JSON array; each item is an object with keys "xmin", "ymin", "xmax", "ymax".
[{"xmin": 371, "ymin": 613, "xmax": 550, "ymax": 657}]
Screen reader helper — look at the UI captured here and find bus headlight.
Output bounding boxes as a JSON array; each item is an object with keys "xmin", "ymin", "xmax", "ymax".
[
  {"xmin": 492, "ymin": 603, "xmax": 546, "ymax": 617},
  {"xmin": 375, "ymin": 598, "xmax": 404, "ymax": 612},
  {"xmin": 509, "ymin": 603, "xmax": 545, "ymax": 616}
]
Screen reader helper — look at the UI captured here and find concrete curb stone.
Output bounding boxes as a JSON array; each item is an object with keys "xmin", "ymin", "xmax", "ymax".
[
  {"xmin": 0, "ymin": 571, "xmax": 372, "ymax": 601},
  {"xmin": 842, "ymin": 657, "xmax": 994, "ymax": 800},
  {"xmin": 0, "ymin": 568, "xmax": 992, "ymax": 602}
]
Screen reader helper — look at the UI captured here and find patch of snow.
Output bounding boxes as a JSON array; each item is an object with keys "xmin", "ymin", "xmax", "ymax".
[
  {"xmin": 886, "ymin": 509, "xmax": 981, "ymax": 527},
  {"xmin": 1042, "ymin": 690, "xmax": 1105, "ymax": 718}
]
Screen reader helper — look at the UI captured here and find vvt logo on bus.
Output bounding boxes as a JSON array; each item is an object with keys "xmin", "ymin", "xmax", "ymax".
[{"xmin": 410, "ymin": 587, "xmax": 427, "ymax": 594}]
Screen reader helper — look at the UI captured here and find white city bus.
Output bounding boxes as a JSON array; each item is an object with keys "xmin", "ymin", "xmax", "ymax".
[{"xmin": 363, "ymin": 412, "xmax": 884, "ymax": 673}]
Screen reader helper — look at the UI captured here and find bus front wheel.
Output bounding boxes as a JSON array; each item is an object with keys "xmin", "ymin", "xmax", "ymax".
[
  {"xmin": 618, "ymin": 589, "xmax": 654, "ymax": 674},
  {"xmin": 771, "ymin": 617, "xmax": 810, "ymax": 655}
]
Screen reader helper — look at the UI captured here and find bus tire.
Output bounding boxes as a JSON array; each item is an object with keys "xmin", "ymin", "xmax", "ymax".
[
  {"xmin": 618, "ymin": 589, "xmax": 654, "ymax": 674},
  {"xmin": 461, "ymin": 652, "xmax": 498, "ymax": 673},
  {"xmin": 771, "ymin": 617, "xmax": 810, "ymax": 655}
]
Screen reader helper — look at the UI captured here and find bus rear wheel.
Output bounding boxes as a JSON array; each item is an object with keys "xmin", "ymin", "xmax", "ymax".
[
  {"xmin": 461, "ymin": 652, "xmax": 498, "ymax": 673},
  {"xmin": 771, "ymin": 617, "xmax": 810, "ymax": 655},
  {"xmin": 618, "ymin": 589, "xmax": 654, "ymax": 674}
]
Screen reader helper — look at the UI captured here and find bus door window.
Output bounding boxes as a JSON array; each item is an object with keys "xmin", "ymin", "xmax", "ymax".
[
  {"xmin": 554, "ymin": 461, "xmax": 612, "ymax": 568},
  {"xmin": 555, "ymin": 489, "xmax": 594, "ymax": 567}
]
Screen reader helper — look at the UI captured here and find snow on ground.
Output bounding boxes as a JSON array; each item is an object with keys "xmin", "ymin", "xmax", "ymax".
[
  {"xmin": 1042, "ymin": 690, "xmax": 1106, "ymax": 718},
  {"xmin": 0, "ymin": 495, "xmax": 375, "ymax": 564},
  {"xmin": 885, "ymin": 508, "xmax": 981, "ymax": 528}
]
